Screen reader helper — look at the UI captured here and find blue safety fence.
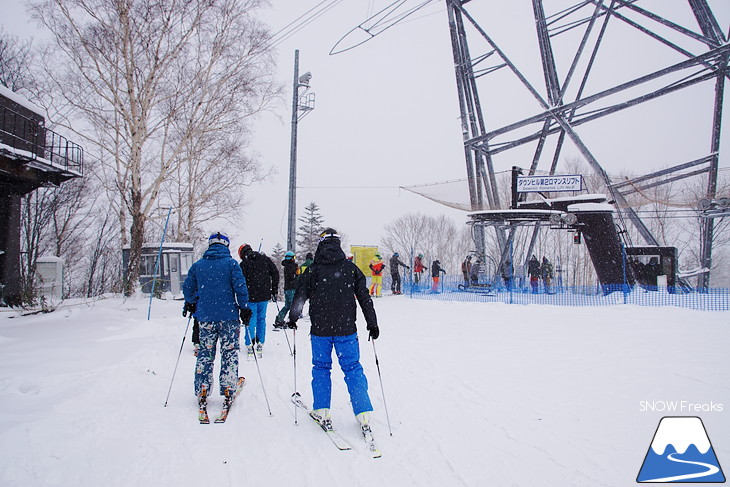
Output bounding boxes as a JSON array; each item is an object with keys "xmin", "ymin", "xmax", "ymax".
[{"xmin": 379, "ymin": 275, "xmax": 729, "ymax": 311}]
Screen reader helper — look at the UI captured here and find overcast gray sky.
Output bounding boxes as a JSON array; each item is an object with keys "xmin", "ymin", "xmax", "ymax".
[{"xmin": 3, "ymin": 0, "xmax": 729, "ymax": 255}]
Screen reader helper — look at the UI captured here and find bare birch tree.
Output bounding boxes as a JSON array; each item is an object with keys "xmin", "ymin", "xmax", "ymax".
[
  {"xmin": 0, "ymin": 27, "xmax": 34, "ymax": 91},
  {"xmin": 29, "ymin": 0, "xmax": 277, "ymax": 295}
]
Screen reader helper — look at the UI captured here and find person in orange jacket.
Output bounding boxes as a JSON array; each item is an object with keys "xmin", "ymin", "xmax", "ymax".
[{"xmin": 369, "ymin": 253, "xmax": 385, "ymax": 297}]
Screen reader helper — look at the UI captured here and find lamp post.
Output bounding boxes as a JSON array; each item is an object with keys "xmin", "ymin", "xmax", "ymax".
[{"xmin": 287, "ymin": 49, "xmax": 315, "ymax": 253}]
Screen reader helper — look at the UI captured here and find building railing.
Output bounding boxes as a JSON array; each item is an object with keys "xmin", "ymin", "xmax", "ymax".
[{"xmin": 0, "ymin": 104, "xmax": 84, "ymax": 175}]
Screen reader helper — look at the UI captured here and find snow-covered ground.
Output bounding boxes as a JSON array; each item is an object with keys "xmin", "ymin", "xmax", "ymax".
[{"xmin": 0, "ymin": 295, "xmax": 727, "ymax": 486}]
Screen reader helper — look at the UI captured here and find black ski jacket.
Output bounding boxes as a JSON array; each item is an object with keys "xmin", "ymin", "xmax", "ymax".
[
  {"xmin": 239, "ymin": 251, "xmax": 279, "ymax": 302},
  {"xmin": 281, "ymin": 258, "xmax": 299, "ymax": 291},
  {"xmin": 289, "ymin": 238, "xmax": 377, "ymax": 337}
]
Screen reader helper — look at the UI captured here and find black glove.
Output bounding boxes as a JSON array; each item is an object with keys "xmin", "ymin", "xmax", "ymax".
[
  {"xmin": 271, "ymin": 293, "xmax": 278, "ymax": 302},
  {"xmin": 368, "ymin": 325, "xmax": 380, "ymax": 340},
  {"xmin": 287, "ymin": 320, "xmax": 298, "ymax": 330},
  {"xmin": 182, "ymin": 302, "xmax": 196, "ymax": 317},
  {"xmin": 239, "ymin": 307, "xmax": 252, "ymax": 325}
]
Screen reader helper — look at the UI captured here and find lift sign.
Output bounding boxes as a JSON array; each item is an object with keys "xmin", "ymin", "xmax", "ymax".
[{"xmin": 516, "ymin": 175, "xmax": 583, "ymax": 193}]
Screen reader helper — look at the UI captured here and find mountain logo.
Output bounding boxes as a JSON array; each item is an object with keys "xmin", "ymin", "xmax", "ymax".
[{"xmin": 637, "ymin": 416, "xmax": 725, "ymax": 483}]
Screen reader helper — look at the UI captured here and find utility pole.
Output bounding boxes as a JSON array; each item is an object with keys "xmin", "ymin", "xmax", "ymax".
[{"xmin": 287, "ymin": 50, "xmax": 314, "ymax": 253}]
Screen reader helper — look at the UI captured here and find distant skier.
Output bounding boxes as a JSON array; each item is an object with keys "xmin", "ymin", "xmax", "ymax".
[
  {"xmin": 275, "ymin": 251, "xmax": 299, "ymax": 329},
  {"xmin": 431, "ymin": 259, "xmax": 445, "ymax": 292},
  {"xmin": 182, "ymin": 231, "xmax": 250, "ymax": 412},
  {"xmin": 389, "ymin": 252, "xmax": 409, "ymax": 295},
  {"xmin": 369, "ymin": 253, "xmax": 385, "ymax": 297},
  {"xmin": 413, "ymin": 253, "xmax": 426, "ymax": 284},
  {"xmin": 238, "ymin": 244, "xmax": 279, "ymax": 359},
  {"xmin": 541, "ymin": 257, "xmax": 553, "ymax": 294},
  {"xmin": 286, "ymin": 228, "xmax": 380, "ymax": 441}
]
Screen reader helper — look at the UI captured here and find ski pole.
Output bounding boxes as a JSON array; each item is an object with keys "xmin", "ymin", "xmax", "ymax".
[
  {"xmin": 164, "ymin": 315, "xmax": 192, "ymax": 407},
  {"xmin": 245, "ymin": 325, "xmax": 272, "ymax": 415},
  {"xmin": 293, "ymin": 327, "xmax": 298, "ymax": 425},
  {"xmin": 370, "ymin": 338, "xmax": 393, "ymax": 436},
  {"xmin": 273, "ymin": 297, "xmax": 293, "ymax": 355}
]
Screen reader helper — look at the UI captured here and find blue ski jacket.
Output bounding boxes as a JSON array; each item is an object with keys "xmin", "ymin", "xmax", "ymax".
[{"xmin": 183, "ymin": 244, "xmax": 249, "ymax": 322}]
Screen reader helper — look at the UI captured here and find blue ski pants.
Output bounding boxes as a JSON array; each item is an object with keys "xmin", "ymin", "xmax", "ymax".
[
  {"xmin": 195, "ymin": 320, "xmax": 240, "ymax": 396},
  {"xmin": 244, "ymin": 300, "xmax": 268, "ymax": 346},
  {"xmin": 310, "ymin": 333, "xmax": 373, "ymax": 416}
]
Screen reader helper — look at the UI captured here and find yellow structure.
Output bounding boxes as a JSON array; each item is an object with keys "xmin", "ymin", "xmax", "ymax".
[{"xmin": 350, "ymin": 245, "xmax": 379, "ymax": 276}]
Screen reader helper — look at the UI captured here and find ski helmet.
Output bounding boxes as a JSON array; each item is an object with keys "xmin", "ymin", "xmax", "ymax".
[
  {"xmin": 285, "ymin": 251, "xmax": 295, "ymax": 259},
  {"xmin": 208, "ymin": 231, "xmax": 230, "ymax": 247}
]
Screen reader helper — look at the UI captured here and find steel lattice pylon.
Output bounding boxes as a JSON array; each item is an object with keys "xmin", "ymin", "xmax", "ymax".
[{"xmin": 445, "ymin": 0, "xmax": 728, "ymax": 289}]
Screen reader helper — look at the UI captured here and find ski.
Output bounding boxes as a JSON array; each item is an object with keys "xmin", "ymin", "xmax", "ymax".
[
  {"xmin": 291, "ymin": 392, "xmax": 352, "ymax": 451},
  {"xmin": 361, "ymin": 423, "xmax": 382, "ymax": 458},
  {"xmin": 214, "ymin": 377, "xmax": 246, "ymax": 423},
  {"xmin": 198, "ymin": 388, "xmax": 210, "ymax": 424}
]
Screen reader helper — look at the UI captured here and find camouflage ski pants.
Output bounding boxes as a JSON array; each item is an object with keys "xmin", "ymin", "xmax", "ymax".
[{"xmin": 195, "ymin": 320, "xmax": 240, "ymax": 396}]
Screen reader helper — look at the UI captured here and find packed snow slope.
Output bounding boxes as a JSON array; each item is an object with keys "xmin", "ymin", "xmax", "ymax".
[{"xmin": 1, "ymin": 296, "xmax": 728, "ymax": 486}]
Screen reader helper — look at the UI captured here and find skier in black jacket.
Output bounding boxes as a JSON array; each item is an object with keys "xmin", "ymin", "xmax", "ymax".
[
  {"xmin": 238, "ymin": 244, "xmax": 279, "ymax": 359},
  {"xmin": 287, "ymin": 228, "xmax": 379, "ymax": 435},
  {"xmin": 389, "ymin": 252, "xmax": 409, "ymax": 295},
  {"xmin": 275, "ymin": 251, "xmax": 298, "ymax": 327}
]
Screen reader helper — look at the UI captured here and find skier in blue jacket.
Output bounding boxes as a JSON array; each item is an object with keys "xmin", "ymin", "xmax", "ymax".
[{"xmin": 182, "ymin": 231, "xmax": 251, "ymax": 407}]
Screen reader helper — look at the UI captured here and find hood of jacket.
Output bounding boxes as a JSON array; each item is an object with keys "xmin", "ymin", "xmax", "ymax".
[
  {"xmin": 313, "ymin": 238, "xmax": 346, "ymax": 265},
  {"xmin": 203, "ymin": 243, "xmax": 232, "ymax": 260}
]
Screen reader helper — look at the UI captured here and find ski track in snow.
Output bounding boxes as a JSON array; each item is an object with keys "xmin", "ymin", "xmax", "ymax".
[{"xmin": 0, "ymin": 296, "xmax": 728, "ymax": 486}]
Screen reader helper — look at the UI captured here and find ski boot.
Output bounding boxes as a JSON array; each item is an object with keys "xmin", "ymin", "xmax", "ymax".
[{"xmin": 256, "ymin": 342, "xmax": 263, "ymax": 359}]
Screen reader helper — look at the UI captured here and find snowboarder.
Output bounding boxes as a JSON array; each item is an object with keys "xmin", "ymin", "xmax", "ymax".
[
  {"xmin": 238, "ymin": 244, "xmax": 279, "ymax": 359},
  {"xmin": 431, "ymin": 259, "xmax": 445, "ymax": 292},
  {"xmin": 389, "ymin": 252, "xmax": 409, "ymax": 295},
  {"xmin": 275, "ymin": 251, "xmax": 299, "ymax": 328},
  {"xmin": 182, "ymin": 231, "xmax": 251, "ymax": 411},
  {"xmin": 369, "ymin": 253, "xmax": 385, "ymax": 297},
  {"xmin": 286, "ymin": 228, "xmax": 380, "ymax": 440},
  {"xmin": 413, "ymin": 253, "xmax": 426, "ymax": 284},
  {"xmin": 528, "ymin": 255, "xmax": 540, "ymax": 293}
]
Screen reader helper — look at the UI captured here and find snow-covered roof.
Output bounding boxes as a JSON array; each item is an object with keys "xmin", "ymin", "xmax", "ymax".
[
  {"xmin": 467, "ymin": 208, "xmax": 562, "ymax": 217},
  {"xmin": 543, "ymin": 193, "xmax": 607, "ymax": 204},
  {"xmin": 567, "ymin": 203, "xmax": 616, "ymax": 212},
  {"xmin": 122, "ymin": 242, "xmax": 194, "ymax": 251},
  {"xmin": 0, "ymin": 84, "xmax": 45, "ymax": 117}
]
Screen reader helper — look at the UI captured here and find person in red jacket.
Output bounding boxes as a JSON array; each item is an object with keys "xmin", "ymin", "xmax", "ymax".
[
  {"xmin": 368, "ymin": 253, "xmax": 385, "ymax": 297},
  {"xmin": 413, "ymin": 253, "xmax": 426, "ymax": 285}
]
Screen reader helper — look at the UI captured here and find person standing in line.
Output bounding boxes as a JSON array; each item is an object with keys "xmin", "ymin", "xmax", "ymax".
[
  {"xmin": 469, "ymin": 258, "xmax": 481, "ymax": 286},
  {"xmin": 431, "ymin": 259, "xmax": 445, "ymax": 292},
  {"xmin": 274, "ymin": 251, "xmax": 299, "ymax": 329},
  {"xmin": 238, "ymin": 244, "xmax": 279, "ymax": 359},
  {"xmin": 300, "ymin": 252, "xmax": 314, "ymax": 274},
  {"xmin": 461, "ymin": 255, "xmax": 472, "ymax": 287},
  {"xmin": 389, "ymin": 252, "xmax": 409, "ymax": 295},
  {"xmin": 369, "ymin": 252, "xmax": 385, "ymax": 297},
  {"xmin": 182, "ymin": 231, "xmax": 251, "ymax": 410},
  {"xmin": 413, "ymin": 253, "xmax": 426, "ymax": 285},
  {"xmin": 501, "ymin": 259, "xmax": 512, "ymax": 290},
  {"xmin": 286, "ymin": 228, "xmax": 380, "ymax": 439},
  {"xmin": 528, "ymin": 255, "xmax": 541, "ymax": 294}
]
